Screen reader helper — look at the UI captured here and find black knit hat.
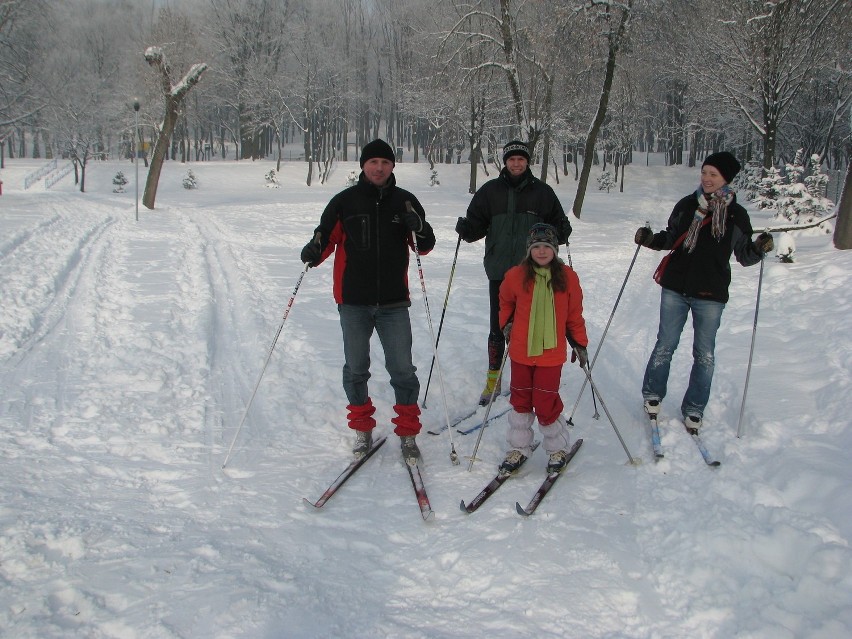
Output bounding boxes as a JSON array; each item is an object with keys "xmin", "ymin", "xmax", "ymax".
[
  {"xmin": 526, "ymin": 222, "xmax": 559, "ymax": 257},
  {"xmin": 502, "ymin": 140, "xmax": 530, "ymax": 164},
  {"xmin": 702, "ymin": 152, "xmax": 741, "ymax": 183},
  {"xmin": 360, "ymin": 139, "xmax": 396, "ymax": 167}
]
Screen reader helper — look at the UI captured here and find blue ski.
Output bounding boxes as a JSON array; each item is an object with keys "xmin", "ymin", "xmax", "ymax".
[
  {"xmin": 685, "ymin": 424, "xmax": 720, "ymax": 467},
  {"xmin": 427, "ymin": 390, "xmax": 510, "ymax": 435},
  {"xmin": 648, "ymin": 414, "xmax": 664, "ymax": 460}
]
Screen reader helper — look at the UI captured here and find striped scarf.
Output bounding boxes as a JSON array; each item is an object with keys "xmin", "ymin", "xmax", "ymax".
[{"xmin": 684, "ymin": 185, "xmax": 733, "ymax": 252}]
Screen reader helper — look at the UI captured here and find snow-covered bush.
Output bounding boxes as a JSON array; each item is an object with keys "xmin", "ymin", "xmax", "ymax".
[
  {"xmin": 804, "ymin": 155, "xmax": 829, "ymax": 201},
  {"xmin": 733, "ymin": 161, "xmax": 762, "ymax": 202},
  {"xmin": 112, "ymin": 171, "xmax": 128, "ymax": 193},
  {"xmin": 429, "ymin": 169, "xmax": 440, "ymax": 187},
  {"xmin": 265, "ymin": 169, "xmax": 280, "ymax": 188},
  {"xmin": 597, "ymin": 171, "xmax": 616, "ymax": 193},
  {"xmin": 345, "ymin": 171, "xmax": 357, "ymax": 186},
  {"xmin": 776, "ymin": 232, "xmax": 795, "ymax": 263},
  {"xmin": 183, "ymin": 169, "xmax": 198, "ymax": 190},
  {"xmin": 755, "ymin": 167, "xmax": 784, "ymax": 211},
  {"xmin": 775, "ymin": 151, "xmax": 833, "ymax": 230}
]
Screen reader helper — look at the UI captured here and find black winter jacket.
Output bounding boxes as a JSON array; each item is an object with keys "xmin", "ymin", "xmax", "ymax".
[
  {"xmin": 648, "ymin": 192, "xmax": 763, "ymax": 303},
  {"xmin": 313, "ymin": 173, "xmax": 436, "ymax": 306},
  {"xmin": 462, "ymin": 167, "xmax": 571, "ymax": 280}
]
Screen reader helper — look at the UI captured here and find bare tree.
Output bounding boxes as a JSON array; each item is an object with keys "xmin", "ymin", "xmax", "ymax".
[
  {"xmin": 0, "ymin": 0, "xmax": 50, "ymax": 165},
  {"xmin": 697, "ymin": 0, "xmax": 845, "ymax": 170},
  {"xmin": 142, "ymin": 47, "xmax": 208, "ymax": 209},
  {"xmin": 36, "ymin": 1, "xmax": 139, "ymax": 191},
  {"xmin": 571, "ymin": 0, "xmax": 633, "ymax": 218},
  {"xmin": 437, "ymin": 0, "xmax": 558, "ymax": 151},
  {"xmin": 207, "ymin": 0, "xmax": 290, "ymax": 160},
  {"xmin": 279, "ymin": 1, "xmax": 342, "ymax": 185}
]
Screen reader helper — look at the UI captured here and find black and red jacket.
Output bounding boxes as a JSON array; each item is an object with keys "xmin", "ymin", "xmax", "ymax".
[{"xmin": 313, "ymin": 173, "xmax": 436, "ymax": 306}]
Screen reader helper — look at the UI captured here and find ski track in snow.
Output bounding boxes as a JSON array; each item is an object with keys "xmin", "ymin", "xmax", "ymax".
[{"xmin": 0, "ymin": 160, "xmax": 850, "ymax": 638}]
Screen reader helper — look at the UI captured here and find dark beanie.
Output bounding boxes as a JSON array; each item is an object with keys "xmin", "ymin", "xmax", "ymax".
[
  {"xmin": 702, "ymin": 152, "xmax": 741, "ymax": 183},
  {"xmin": 526, "ymin": 223, "xmax": 559, "ymax": 257},
  {"xmin": 360, "ymin": 139, "xmax": 396, "ymax": 167},
  {"xmin": 502, "ymin": 140, "xmax": 530, "ymax": 164}
]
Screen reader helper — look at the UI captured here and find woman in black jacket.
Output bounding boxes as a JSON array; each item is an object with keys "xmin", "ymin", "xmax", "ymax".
[{"xmin": 634, "ymin": 152, "xmax": 773, "ymax": 431}]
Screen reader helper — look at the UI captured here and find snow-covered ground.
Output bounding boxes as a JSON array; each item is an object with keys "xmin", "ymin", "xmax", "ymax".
[{"xmin": 0, "ymin": 154, "xmax": 850, "ymax": 639}]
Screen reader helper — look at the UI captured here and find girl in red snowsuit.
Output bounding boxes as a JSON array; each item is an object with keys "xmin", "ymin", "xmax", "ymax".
[{"xmin": 498, "ymin": 223, "xmax": 589, "ymax": 474}]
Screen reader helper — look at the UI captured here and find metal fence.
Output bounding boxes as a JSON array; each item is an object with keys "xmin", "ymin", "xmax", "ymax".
[
  {"xmin": 23, "ymin": 158, "xmax": 58, "ymax": 189},
  {"xmin": 44, "ymin": 163, "xmax": 74, "ymax": 188}
]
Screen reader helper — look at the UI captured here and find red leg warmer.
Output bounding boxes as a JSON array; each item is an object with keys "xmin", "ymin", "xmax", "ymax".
[
  {"xmin": 347, "ymin": 398, "xmax": 376, "ymax": 432},
  {"xmin": 391, "ymin": 403, "xmax": 422, "ymax": 437}
]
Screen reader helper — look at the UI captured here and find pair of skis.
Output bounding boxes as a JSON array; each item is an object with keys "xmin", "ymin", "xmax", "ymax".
[
  {"xmin": 302, "ymin": 436, "xmax": 434, "ymax": 520},
  {"xmin": 303, "ymin": 438, "xmax": 584, "ymax": 519},
  {"xmin": 646, "ymin": 412, "xmax": 720, "ymax": 466},
  {"xmin": 461, "ymin": 439, "xmax": 583, "ymax": 516},
  {"xmin": 426, "ymin": 390, "xmax": 511, "ymax": 436}
]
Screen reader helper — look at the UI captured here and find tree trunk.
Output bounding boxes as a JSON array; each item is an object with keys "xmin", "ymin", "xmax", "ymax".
[
  {"xmin": 141, "ymin": 50, "xmax": 207, "ymax": 209},
  {"xmin": 539, "ymin": 130, "xmax": 551, "ymax": 182},
  {"xmin": 572, "ymin": 2, "xmax": 631, "ymax": 218},
  {"xmin": 143, "ymin": 104, "xmax": 179, "ymax": 209},
  {"xmin": 763, "ymin": 106, "xmax": 779, "ymax": 170},
  {"xmin": 833, "ymin": 166, "xmax": 852, "ymax": 249}
]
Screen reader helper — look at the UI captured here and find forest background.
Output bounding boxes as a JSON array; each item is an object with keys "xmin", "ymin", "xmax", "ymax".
[{"xmin": 0, "ymin": 0, "xmax": 850, "ymax": 221}]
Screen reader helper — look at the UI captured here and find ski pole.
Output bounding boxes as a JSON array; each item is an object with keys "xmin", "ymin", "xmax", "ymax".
[
  {"xmin": 578, "ymin": 354, "xmax": 638, "ymax": 466},
  {"xmin": 222, "ymin": 263, "xmax": 310, "ymax": 469},
  {"xmin": 562, "ymin": 241, "xmax": 598, "ymax": 420},
  {"xmin": 422, "ymin": 235, "xmax": 461, "ymax": 408},
  {"xmin": 467, "ymin": 345, "xmax": 509, "ymax": 471},
  {"xmin": 406, "ymin": 202, "xmax": 458, "ymax": 465},
  {"xmin": 567, "ymin": 232, "xmax": 644, "ymax": 425},
  {"xmin": 736, "ymin": 257, "xmax": 765, "ymax": 438}
]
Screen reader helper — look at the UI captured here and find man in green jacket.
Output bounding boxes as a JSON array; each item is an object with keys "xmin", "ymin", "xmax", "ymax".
[{"xmin": 455, "ymin": 140, "xmax": 572, "ymax": 405}]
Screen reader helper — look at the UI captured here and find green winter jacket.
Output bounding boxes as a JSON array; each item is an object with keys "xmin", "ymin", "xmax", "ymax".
[{"xmin": 461, "ymin": 167, "xmax": 570, "ymax": 281}]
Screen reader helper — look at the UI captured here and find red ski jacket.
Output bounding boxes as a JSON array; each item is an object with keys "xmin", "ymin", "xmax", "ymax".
[{"xmin": 499, "ymin": 262, "xmax": 588, "ymax": 367}]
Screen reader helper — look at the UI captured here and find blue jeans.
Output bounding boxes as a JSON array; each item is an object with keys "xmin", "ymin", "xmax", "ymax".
[
  {"xmin": 642, "ymin": 288, "xmax": 725, "ymax": 418},
  {"xmin": 338, "ymin": 304, "xmax": 419, "ymax": 406}
]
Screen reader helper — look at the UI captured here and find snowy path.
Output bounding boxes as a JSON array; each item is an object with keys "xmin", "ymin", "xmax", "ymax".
[{"xmin": 0, "ymin": 161, "xmax": 850, "ymax": 638}]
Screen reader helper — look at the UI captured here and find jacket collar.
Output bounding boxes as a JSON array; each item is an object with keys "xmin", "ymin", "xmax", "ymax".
[
  {"xmin": 359, "ymin": 171, "xmax": 396, "ymax": 193},
  {"xmin": 500, "ymin": 166, "xmax": 533, "ymax": 189}
]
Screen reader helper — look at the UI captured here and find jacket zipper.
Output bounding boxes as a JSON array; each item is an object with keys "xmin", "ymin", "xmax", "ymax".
[{"xmin": 375, "ymin": 189, "xmax": 383, "ymax": 305}]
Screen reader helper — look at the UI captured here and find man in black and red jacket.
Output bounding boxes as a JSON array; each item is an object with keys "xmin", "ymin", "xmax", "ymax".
[{"xmin": 301, "ymin": 139, "xmax": 436, "ymax": 465}]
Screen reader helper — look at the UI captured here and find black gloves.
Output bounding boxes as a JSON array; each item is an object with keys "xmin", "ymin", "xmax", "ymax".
[
  {"xmin": 571, "ymin": 346, "xmax": 589, "ymax": 368},
  {"xmin": 635, "ymin": 227, "xmax": 653, "ymax": 247},
  {"xmin": 502, "ymin": 321, "xmax": 513, "ymax": 342},
  {"xmin": 755, "ymin": 232, "xmax": 774, "ymax": 254},
  {"xmin": 455, "ymin": 216, "xmax": 473, "ymax": 241},
  {"xmin": 300, "ymin": 232, "xmax": 322, "ymax": 267},
  {"xmin": 402, "ymin": 207, "xmax": 423, "ymax": 233},
  {"xmin": 559, "ymin": 217, "xmax": 573, "ymax": 242},
  {"xmin": 402, "ymin": 203, "xmax": 424, "ymax": 234}
]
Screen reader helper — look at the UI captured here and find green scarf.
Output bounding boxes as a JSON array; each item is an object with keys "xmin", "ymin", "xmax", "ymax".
[{"xmin": 527, "ymin": 266, "xmax": 557, "ymax": 357}]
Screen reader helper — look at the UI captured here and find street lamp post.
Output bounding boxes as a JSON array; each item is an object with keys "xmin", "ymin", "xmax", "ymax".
[{"xmin": 133, "ymin": 99, "xmax": 140, "ymax": 221}]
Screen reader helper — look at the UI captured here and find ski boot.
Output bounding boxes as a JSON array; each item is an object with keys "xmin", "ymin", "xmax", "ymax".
[
  {"xmin": 499, "ymin": 449, "xmax": 527, "ymax": 475},
  {"xmin": 352, "ymin": 430, "xmax": 372, "ymax": 458},
  {"xmin": 400, "ymin": 436, "xmax": 421, "ymax": 466}
]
